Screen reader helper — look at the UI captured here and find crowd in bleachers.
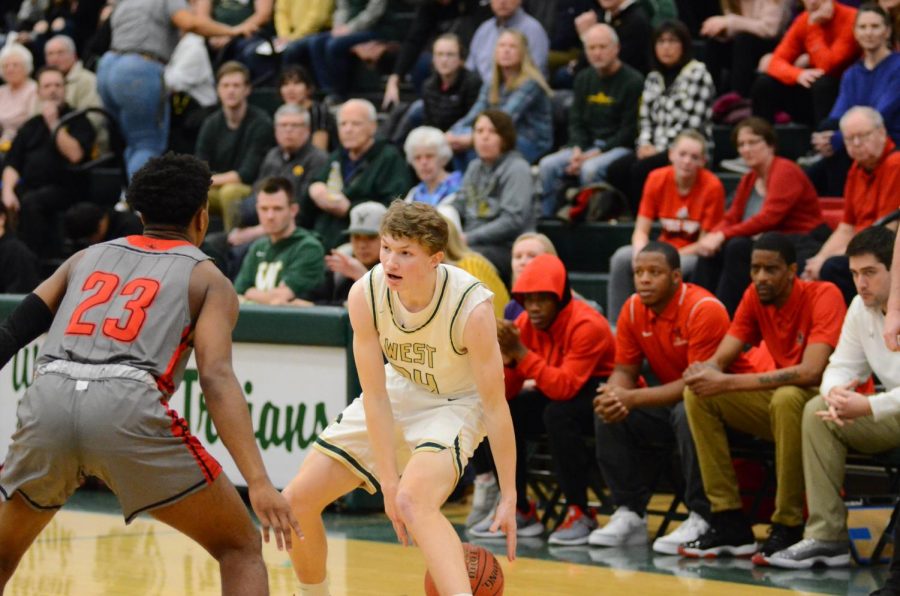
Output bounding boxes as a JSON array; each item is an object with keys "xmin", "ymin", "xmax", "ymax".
[{"xmin": 1, "ymin": 0, "xmax": 900, "ymax": 587}]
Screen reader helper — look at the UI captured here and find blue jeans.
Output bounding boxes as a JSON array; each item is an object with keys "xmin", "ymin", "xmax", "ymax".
[
  {"xmin": 283, "ymin": 30, "xmax": 380, "ymax": 97},
  {"xmin": 97, "ymin": 52, "xmax": 169, "ymax": 179},
  {"xmin": 537, "ymin": 146, "xmax": 630, "ymax": 217}
]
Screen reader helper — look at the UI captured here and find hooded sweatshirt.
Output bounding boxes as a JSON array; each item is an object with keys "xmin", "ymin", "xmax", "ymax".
[{"xmin": 505, "ymin": 254, "xmax": 615, "ymax": 401}]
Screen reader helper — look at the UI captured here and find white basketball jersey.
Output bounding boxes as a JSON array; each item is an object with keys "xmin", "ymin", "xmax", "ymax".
[{"xmin": 364, "ymin": 263, "xmax": 493, "ymax": 397}]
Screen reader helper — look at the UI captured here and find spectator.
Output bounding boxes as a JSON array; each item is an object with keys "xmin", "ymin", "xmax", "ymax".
[
  {"xmin": 280, "ymin": 0, "xmax": 400, "ymax": 102},
  {"xmin": 0, "ymin": 44, "xmax": 38, "ymax": 149},
  {"xmin": 468, "ymin": 253, "xmax": 615, "ymax": 544},
  {"xmin": 751, "ymin": 0, "xmax": 860, "ymax": 127},
  {"xmin": 593, "ymin": 242, "xmax": 755, "ymax": 553},
  {"xmin": 681, "ymin": 232, "xmax": 845, "ymax": 560},
  {"xmin": 537, "ymin": 23, "xmax": 644, "ymax": 217},
  {"xmin": 807, "ymin": 3, "xmax": 899, "ymax": 196},
  {"xmin": 278, "ymin": 64, "xmax": 335, "ymax": 152},
  {"xmin": 234, "ymin": 176, "xmax": 325, "ymax": 305},
  {"xmin": 302, "ymin": 98, "xmax": 412, "ymax": 251},
  {"xmin": 1, "ymin": 66, "xmax": 95, "ymax": 258},
  {"xmin": 802, "ymin": 107, "xmax": 900, "ymax": 302},
  {"xmin": 466, "ymin": 0, "xmax": 550, "ymax": 81},
  {"xmin": 195, "ymin": 61, "xmax": 274, "ymax": 233},
  {"xmin": 270, "ymin": 0, "xmax": 333, "ymax": 64},
  {"xmin": 310, "ymin": 200, "xmax": 385, "ymax": 306},
  {"xmin": 439, "ymin": 206, "xmax": 510, "ymax": 320},
  {"xmin": 762, "ymin": 226, "xmax": 898, "ymax": 569},
  {"xmin": 229, "ymin": 103, "xmax": 330, "ymax": 251},
  {"xmin": 403, "ymin": 125, "xmax": 462, "ymax": 207},
  {"xmin": 607, "ymin": 131, "xmax": 725, "ymax": 323},
  {"xmin": 453, "ymin": 109, "xmax": 534, "ymax": 283},
  {"xmin": 63, "ymin": 201, "xmax": 144, "ymax": 252},
  {"xmin": 693, "ymin": 117, "xmax": 827, "ymax": 315},
  {"xmin": 505, "ymin": 232, "xmax": 558, "ymax": 320},
  {"xmin": 448, "ymin": 29, "xmax": 553, "ymax": 163},
  {"xmin": 382, "ymin": 0, "xmax": 490, "ymax": 106},
  {"xmin": 0, "ymin": 200, "xmax": 40, "ymax": 293},
  {"xmin": 574, "ymin": 0, "xmax": 653, "ymax": 74},
  {"xmin": 605, "ymin": 19, "xmax": 716, "ymax": 214},
  {"xmin": 43, "ymin": 35, "xmax": 100, "ymax": 111},
  {"xmin": 421, "ymin": 33, "xmax": 483, "ymax": 133},
  {"xmin": 700, "ymin": 0, "xmax": 791, "ymax": 97},
  {"xmin": 97, "ymin": 0, "xmax": 251, "ymax": 178},
  {"xmin": 200, "ymin": 0, "xmax": 275, "ymax": 82},
  {"xmin": 532, "ymin": 0, "xmax": 595, "ymax": 87}
]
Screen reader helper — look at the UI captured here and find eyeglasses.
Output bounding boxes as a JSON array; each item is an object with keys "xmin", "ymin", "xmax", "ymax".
[{"xmin": 845, "ymin": 128, "xmax": 879, "ymax": 145}]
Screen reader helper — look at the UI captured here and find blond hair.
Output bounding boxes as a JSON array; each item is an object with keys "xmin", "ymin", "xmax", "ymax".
[
  {"xmin": 512, "ymin": 232, "xmax": 557, "ymax": 256},
  {"xmin": 380, "ymin": 200, "xmax": 448, "ymax": 255},
  {"xmin": 489, "ymin": 30, "xmax": 552, "ymax": 105}
]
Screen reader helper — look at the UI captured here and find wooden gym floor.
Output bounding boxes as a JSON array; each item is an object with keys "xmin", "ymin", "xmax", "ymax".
[{"xmin": 3, "ymin": 488, "xmax": 891, "ymax": 595}]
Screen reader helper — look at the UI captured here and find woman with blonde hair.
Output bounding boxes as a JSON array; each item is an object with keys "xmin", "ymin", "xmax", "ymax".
[
  {"xmin": 439, "ymin": 206, "xmax": 510, "ymax": 321},
  {"xmin": 446, "ymin": 29, "xmax": 553, "ymax": 163}
]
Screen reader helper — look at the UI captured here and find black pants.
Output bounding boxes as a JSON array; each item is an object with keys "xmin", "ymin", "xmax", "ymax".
[
  {"xmin": 704, "ymin": 34, "xmax": 779, "ymax": 98},
  {"xmin": 806, "ymin": 148, "xmax": 851, "ymax": 197},
  {"xmin": 507, "ymin": 379, "xmax": 603, "ymax": 511},
  {"xmin": 751, "ymin": 73, "xmax": 841, "ymax": 128},
  {"xmin": 18, "ymin": 185, "xmax": 71, "ymax": 259},
  {"xmin": 594, "ymin": 402, "xmax": 710, "ymax": 519},
  {"xmin": 693, "ymin": 231, "xmax": 825, "ymax": 315},
  {"xmin": 606, "ymin": 151, "xmax": 671, "ymax": 216}
]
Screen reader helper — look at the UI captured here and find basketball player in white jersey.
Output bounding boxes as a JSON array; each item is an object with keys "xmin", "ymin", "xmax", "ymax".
[
  {"xmin": 0, "ymin": 154, "xmax": 300, "ymax": 595},
  {"xmin": 283, "ymin": 200, "xmax": 517, "ymax": 596}
]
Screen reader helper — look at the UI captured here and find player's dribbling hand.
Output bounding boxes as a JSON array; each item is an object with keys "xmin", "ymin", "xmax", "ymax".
[
  {"xmin": 249, "ymin": 483, "xmax": 304, "ymax": 551},
  {"xmin": 490, "ymin": 495, "xmax": 517, "ymax": 561}
]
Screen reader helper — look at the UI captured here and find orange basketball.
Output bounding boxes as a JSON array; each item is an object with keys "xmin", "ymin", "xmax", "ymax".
[{"xmin": 424, "ymin": 543, "xmax": 504, "ymax": 595}]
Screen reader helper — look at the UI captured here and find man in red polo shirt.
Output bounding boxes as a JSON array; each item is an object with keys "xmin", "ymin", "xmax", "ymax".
[
  {"xmin": 802, "ymin": 106, "xmax": 900, "ymax": 302},
  {"xmin": 680, "ymin": 232, "xmax": 846, "ymax": 560},
  {"xmin": 591, "ymin": 241, "xmax": 757, "ymax": 555}
]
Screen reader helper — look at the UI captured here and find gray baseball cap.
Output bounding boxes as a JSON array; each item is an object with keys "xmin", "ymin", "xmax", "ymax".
[{"xmin": 346, "ymin": 201, "xmax": 387, "ymax": 235}]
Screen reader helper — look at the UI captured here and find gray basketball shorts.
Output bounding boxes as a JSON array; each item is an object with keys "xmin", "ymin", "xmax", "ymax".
[{"xmin": 0, "ymin": 362, "xmax": 222, "ymax": 523}]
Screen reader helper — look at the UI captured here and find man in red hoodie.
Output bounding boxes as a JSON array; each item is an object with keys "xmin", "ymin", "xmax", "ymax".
[{"xmin": 468, "ymin": 254, "xmax": 616, "ymax": 546}]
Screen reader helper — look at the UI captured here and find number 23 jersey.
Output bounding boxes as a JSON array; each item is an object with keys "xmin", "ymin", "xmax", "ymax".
[
  {"xmin": 364, "ymin": 263, "xmax": 494, "ymax": 398},
  {"xmin": 38, "ymin": 236, "xmax": 212, "ymax": 396}
]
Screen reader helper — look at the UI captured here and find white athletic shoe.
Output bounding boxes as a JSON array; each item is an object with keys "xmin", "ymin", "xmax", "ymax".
[
  {"xmin": 466, "ymin": 475, "xmax": 499, "ymax": 528},
  {"xmin": 652, "ymin": 511, "xmax": 710, "ymax": 555},
  {"xmin": 588, "ymin": 507, "xmax": 648, "ymax": 547}
]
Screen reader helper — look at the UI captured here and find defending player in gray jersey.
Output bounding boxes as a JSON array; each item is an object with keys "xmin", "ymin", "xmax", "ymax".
[{"xmin": 0, "ymin": 154, "xmax": 301, "ymax": 595}]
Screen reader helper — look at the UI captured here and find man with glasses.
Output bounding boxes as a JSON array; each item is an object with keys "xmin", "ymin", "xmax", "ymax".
[{"xmin": 801, "ymin": 106, "xmax": 900, "ymax": 303}]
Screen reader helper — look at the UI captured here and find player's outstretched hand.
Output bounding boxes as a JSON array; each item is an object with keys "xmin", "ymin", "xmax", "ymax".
[
  {"xmin": 490, "ymin": 495, "xmax": 517, "ymax": 561},
  {"xmin": 249, "ymin": 483, "xmax": 304, "ymax": 551}
]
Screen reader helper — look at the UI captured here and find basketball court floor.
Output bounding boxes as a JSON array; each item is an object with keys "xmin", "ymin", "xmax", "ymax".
[{"xmin": 4, "ymin": 488, "xmax": 892, "ymax": 595}]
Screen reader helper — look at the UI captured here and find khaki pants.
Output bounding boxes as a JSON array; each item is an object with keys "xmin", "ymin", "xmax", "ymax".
[
  {"xmin": 208, "ymin": 183, "xmax": 252, "ymax": 232},
  {"xmin": 684, "ymin": 385, "xmax": 818, "ymax": 527},
  {"xmin": 803, "ymin": 395, "xmax": 900, "ymax": 541}
]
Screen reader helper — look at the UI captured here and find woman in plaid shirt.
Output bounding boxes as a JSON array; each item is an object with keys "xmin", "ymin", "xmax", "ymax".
[{"xmin": 606, "ymin": 19, "xmax": 716, "ymax": 214}]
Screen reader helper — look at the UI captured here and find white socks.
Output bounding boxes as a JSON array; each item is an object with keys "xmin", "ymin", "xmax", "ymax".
[{"xmin": 298, "ymin": 578, "xmax": 330, "ymax": 596}]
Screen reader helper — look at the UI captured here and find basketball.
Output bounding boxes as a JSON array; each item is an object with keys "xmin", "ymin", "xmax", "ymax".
[{"xmin": 424, "ymin": 543, "xmax": 504, "ymax": 595}]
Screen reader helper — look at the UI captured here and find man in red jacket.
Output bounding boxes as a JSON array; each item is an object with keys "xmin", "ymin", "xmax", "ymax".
[
  {"xmin": 469, "ymin": 254, "xmax": 616, "ymax": 546},
  {"xmin": 680, "ymin": 232, "xmax": 845, "ymax": 561},
  {"xmin": 592, "ymin": 241, "xmax": 758, "ymax": 555},
  {"xmin": 751, "ymin": 0, "xmax": 859, "ymax": 126}
]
